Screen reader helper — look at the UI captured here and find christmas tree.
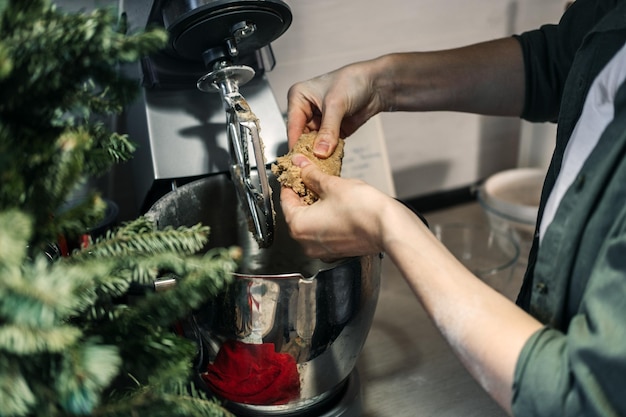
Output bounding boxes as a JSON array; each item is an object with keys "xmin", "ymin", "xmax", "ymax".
[{"xmin": 0, "ymin": 1, "xmax": 237, "ymax": 415}]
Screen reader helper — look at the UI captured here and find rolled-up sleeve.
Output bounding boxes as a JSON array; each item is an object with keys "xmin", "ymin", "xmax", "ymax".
[
  {"xmin": 514, "ymin": 0, "xmax": 619, "ymax": 122},
  {"xmin": 512, "ymin": 231, "xmax": 626, "ymax": 416}
]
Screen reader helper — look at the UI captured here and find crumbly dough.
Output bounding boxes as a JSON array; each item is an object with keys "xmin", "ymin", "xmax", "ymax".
[{"xmin": 271, "ymin": 131, "xmax": 345, "ymax": 204}]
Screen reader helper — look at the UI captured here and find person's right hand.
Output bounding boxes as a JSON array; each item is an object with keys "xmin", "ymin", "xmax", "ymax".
[
  {"xmin": 279, "ymin": 153, "xmax": 395, "ymax": 261},
  {"xmin": 286, "ymin": 59, "xmax": 387, "ymax": 158}
]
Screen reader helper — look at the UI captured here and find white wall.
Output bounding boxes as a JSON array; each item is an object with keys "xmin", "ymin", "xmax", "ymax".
[{"xmin": 266, "ymin": 0, "xmax": 566, "ymax": 198}]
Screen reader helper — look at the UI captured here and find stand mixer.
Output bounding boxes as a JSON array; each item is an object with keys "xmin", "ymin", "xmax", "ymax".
[
  {"xmin": 121, "ymin": 0, "xmax": 293, "ymax": 247},
  {"xmin": 120, "ymin": 1, "xmax": 382, "ymax": 416}
]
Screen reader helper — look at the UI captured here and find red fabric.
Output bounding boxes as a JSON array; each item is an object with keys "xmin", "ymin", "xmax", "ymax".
[
  {"xmin": 201, "ymin": 340, "xmax": 300, "ymax": 405},
  {"xmin": 80, "ymin": 234, "xmax": 91, "ymax": 249},
  {"xmin": 57, "ymin": 234, "xmax": 69, "ymax": 257}
]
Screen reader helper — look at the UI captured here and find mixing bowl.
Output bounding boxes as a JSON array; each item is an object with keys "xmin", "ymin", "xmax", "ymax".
[
  {"xmin": 477, "ymin": 168, "xmax": 544, "ymax": 265},
  {"xmin": 146, "ymin": 173, "xmax": 381, "ymax": 416},
  {"xmin": 433, "ymin": 223, "xmax": 520, "ymax": 298}
]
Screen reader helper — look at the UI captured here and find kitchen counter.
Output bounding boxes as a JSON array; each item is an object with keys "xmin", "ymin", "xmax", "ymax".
[{"xmin": 358, "ymin": 201, "xmax": 526, "ymax": 417}]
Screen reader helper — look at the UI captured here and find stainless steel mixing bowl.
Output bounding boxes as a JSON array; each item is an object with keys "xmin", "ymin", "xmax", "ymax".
[{"xmin": 146, "ymin": 173, "xmax": 381, "ymax": 416}]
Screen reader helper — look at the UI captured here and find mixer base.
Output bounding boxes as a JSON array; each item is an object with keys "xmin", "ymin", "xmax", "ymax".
[{"xmin": 318, "ymin": 369, "xmax": 364, "ymax": 417}]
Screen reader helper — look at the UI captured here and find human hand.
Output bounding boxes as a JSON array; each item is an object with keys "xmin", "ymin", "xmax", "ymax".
[
  {"xmin": 280, "ymin": 153, "xmax": 393, "ymax": 261},
  {"xmin": 286, "ymin": 60, "xmax": 386, "ymax": 159}
]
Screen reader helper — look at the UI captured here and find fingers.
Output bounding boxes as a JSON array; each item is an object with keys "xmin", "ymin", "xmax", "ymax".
[
  {"xmin": 286, "ymin": 79, "xmax": 344, "ymax": 158},
  {"xmin": 314, "ymin": 93, "xmax": 349, "ymax": 158},
  {"xmin": 313, "ymin": 125, "xmax": 339, "ymax": 159},
  {"xmin": 278, "ymin": 159, "xmax": 338, "ymax": 261},
  {"xmin": 291, "ymin": 154, "xmax": 326, "ymax": 199},
  {"xmin": 279, "ymin": 154, "xmax": 388, "ymax": 261},
  {"xmin": 279, "ymin": 154, "xmax": 326, "ymax": 216},
  {"xmin": 279, "ymin": 186, "xmax": 306, "ymax": 223},
  {"xmin": 286, "ymin": 105, "xmax": 312, "ymax": 148},
  {"xmin": 286, "ymin": 82, "xmax": 321, "ymax": 148}
]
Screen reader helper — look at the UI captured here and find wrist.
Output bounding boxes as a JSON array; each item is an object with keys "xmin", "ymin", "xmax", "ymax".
[
  {"xmin": 379, "ymin": 198, "xmax": 427, "ymax": 255},
  {"xmin": 370, "ymin": 52, "xmax": 441, "ymax": 113}
]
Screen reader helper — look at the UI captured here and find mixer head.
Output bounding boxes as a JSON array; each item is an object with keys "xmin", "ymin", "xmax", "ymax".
[{"xmin": 154, "ymin": 0, "xmax": 292, "ymax": 68}]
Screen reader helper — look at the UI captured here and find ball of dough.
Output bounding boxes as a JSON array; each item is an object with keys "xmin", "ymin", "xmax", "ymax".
[{"xmin": 271, "ymin": 131, "xmax": 345, "ymax": 204}]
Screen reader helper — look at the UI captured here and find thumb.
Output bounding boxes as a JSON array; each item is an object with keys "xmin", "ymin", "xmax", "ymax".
[
  {"xmin": 314, "ymin": 110, "xmax": 344, "ymax": 158},
  {"xmin": 292, "ymin": 153, "xmax": 327, "ymax": 199}
]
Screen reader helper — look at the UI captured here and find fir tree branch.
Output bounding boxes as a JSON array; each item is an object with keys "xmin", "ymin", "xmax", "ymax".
[
  {"xmin": 0, "ymin": 323, "xmax": 81, "ymax": 355},
  {"xmin": 95, "ymin": 383, "xmax": 234, "ymax": 417},
  {"xmin": 0, "ymin": 0, "xmax": 167, "ymax": 248},
  {"xmin": 53, "ymin": 192, "xmax": 107, "ymax": 242},
  {"xmin": 0, "ymin": 2, "xmax": 241, "ymax": 416},
  {"xmin": 1, "ymin": 256, "xmax": 105, "ymax": 328},
  {"xmin": 119, "ymin": 248, "xmax": 237, "ymax": 329},
  {"xmin": 83, "ymin": 125, "xmax": 137, "ymax": 176},
  {"xmin": 71, "ymin": 217, "xmax": 212, "ymax": 261},
  {"xmin": 0, "ymin": 209, "xmax": 30, "ymax": 268},
  {"xmin": 55, "ymin": 341, "xmax": 121, "ymax": 415},
  {"xmin": 0, "ymin": 356, "xmax": 37, "ymax": 417}
]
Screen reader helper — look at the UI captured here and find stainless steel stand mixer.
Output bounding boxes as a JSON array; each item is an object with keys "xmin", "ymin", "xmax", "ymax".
[
  {"xmin": 121, "ymin": 0, "xmax": 292, "ymax": 247},
  {"xmin": 120, "ymin": 1, "xmax": 382, "ymax": 416}
]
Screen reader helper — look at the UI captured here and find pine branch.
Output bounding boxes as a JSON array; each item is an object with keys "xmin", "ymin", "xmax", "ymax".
[
  {"xmin": 88, "ymin": 247, "xmax": 238, "ymax": 344},
  {"xmin": 0, "ymin": 356, "xmax": 37, "ymax": 417},
  {"xmin": 0, "ymin": 209, "xmax": 30, "ymax": 268},
  {"xmin": 112, "ymin": 329, "xmax": 198, "ymax": 389},
  {"xmin": 0, "ymin": 324, "xmax": 81, "ymax": 355},
  {"xmin": 52, "ymin": 192, "xmax": 107, "ymax": 244},
  {"xmin": 55, "ymin": 341, "xmax": 121, "ymax": 415},
  {"xmin": 119, "ymin": 248, "xmax": 238, "ymax": 329},
  {"xmin": 0, "ymin": 0, "xmax": 168, "ymax": 248},
  {"xmin": 0, "ymin": 215, "xmax": 238, "ymax": 417},
  {"xmin": 0, "ymin": 2, "xmax": 241, "ymax": 416},
  {"xmin": 95, "ymin": 383, "xmax": 234, "ymax": 417},
  {"xmin": 72, "ymin": 217, "xmax": 213, "ymax": 261},
  {"xmin": 84, "ymin": 125, "xmax": 137, "ymax": 177},
  {"xmin": 1, "ymin": 256, "xmax": 103, "ymax": 328}
]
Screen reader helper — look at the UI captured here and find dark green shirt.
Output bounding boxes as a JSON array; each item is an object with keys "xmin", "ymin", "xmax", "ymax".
[{"xmin": 513, "ymin": 0, "xmax": 626, "ymax": 415}]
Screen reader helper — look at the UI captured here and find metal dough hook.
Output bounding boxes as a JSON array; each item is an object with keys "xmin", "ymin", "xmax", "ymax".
[{"xmin": 197, "ymin": 64, "xmax": 275, "ymax": 248}]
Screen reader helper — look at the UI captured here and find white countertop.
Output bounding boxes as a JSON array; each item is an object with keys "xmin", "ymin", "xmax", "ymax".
[{"xmin": 358, "ymin": 202, "xmax": 525, "ymax": 417}]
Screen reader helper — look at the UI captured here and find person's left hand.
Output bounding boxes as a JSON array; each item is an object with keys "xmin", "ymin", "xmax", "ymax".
[{"xmin": 279, "ymin": 153, "xmax": 394, "ymax": 261}]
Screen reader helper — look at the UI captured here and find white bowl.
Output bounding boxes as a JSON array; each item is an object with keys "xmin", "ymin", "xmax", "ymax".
[
  {"xmin": 478, "ymin": 168, "xmax": 543, "ymax": 225},
  {"xmin": 477, "ymin": 168, "xmax": 544, "ymax": 264}
]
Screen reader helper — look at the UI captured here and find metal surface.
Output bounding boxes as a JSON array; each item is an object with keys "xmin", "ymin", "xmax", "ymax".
[
  {"xmin": 146, "ymin": 175, "xmax": 381, "ymax": 415},
  {"xmin": 159, "ymin": 0, "xmax": 292, "ymax": 62},
  {"xmin": 317, "ymin": 370, "xmax": 364, "ymax": 417},
  {"xmin": 123, "ymin": 74, "xmax": 287, "ymax": 212},
  {"xmin": 197, "ymin": 64, "xmax": 255, "ymax": 91},
  {"xmin": 197, "ymin": 64, "xmax": 274, "ymax": 247},
  {"xmin": 119, "ymin": 0, "xmax": 291, "ymax": 223}
]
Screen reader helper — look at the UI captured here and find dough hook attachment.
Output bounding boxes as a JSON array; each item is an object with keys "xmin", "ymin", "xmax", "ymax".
[{"xmin": 197, "ymin": 64, "xmax": 275, "ymax": 248}]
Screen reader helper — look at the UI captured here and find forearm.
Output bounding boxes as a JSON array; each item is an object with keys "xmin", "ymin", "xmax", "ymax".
[
  {"xmin": 370, "ymin": 37, "xmax": 526, "ymax": 117},
  {"xmin": 380, "ymin": 200, "xmax": 542, "ymax": 413}
]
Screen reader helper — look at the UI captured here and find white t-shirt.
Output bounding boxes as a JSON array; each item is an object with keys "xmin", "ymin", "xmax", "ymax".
[{"xmin": 539, "ymin": 41, "xmax": 626, "ymax": 243}]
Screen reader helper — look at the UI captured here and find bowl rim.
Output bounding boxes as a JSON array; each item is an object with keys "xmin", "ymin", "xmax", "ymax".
[{"xmin": 477, "ymin": 168, "xmax": 544, "ymax": 224}]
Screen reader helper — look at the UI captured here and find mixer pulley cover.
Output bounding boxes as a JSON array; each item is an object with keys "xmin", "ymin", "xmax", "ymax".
[{"xmin": 161, "ymin": 0, "xmax": 292, "ymax": 62}]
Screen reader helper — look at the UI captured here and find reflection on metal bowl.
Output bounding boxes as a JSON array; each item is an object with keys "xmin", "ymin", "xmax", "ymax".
[{"xmin": 146, "ymin": 173, "xmax": 381, "ymax": 416}]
